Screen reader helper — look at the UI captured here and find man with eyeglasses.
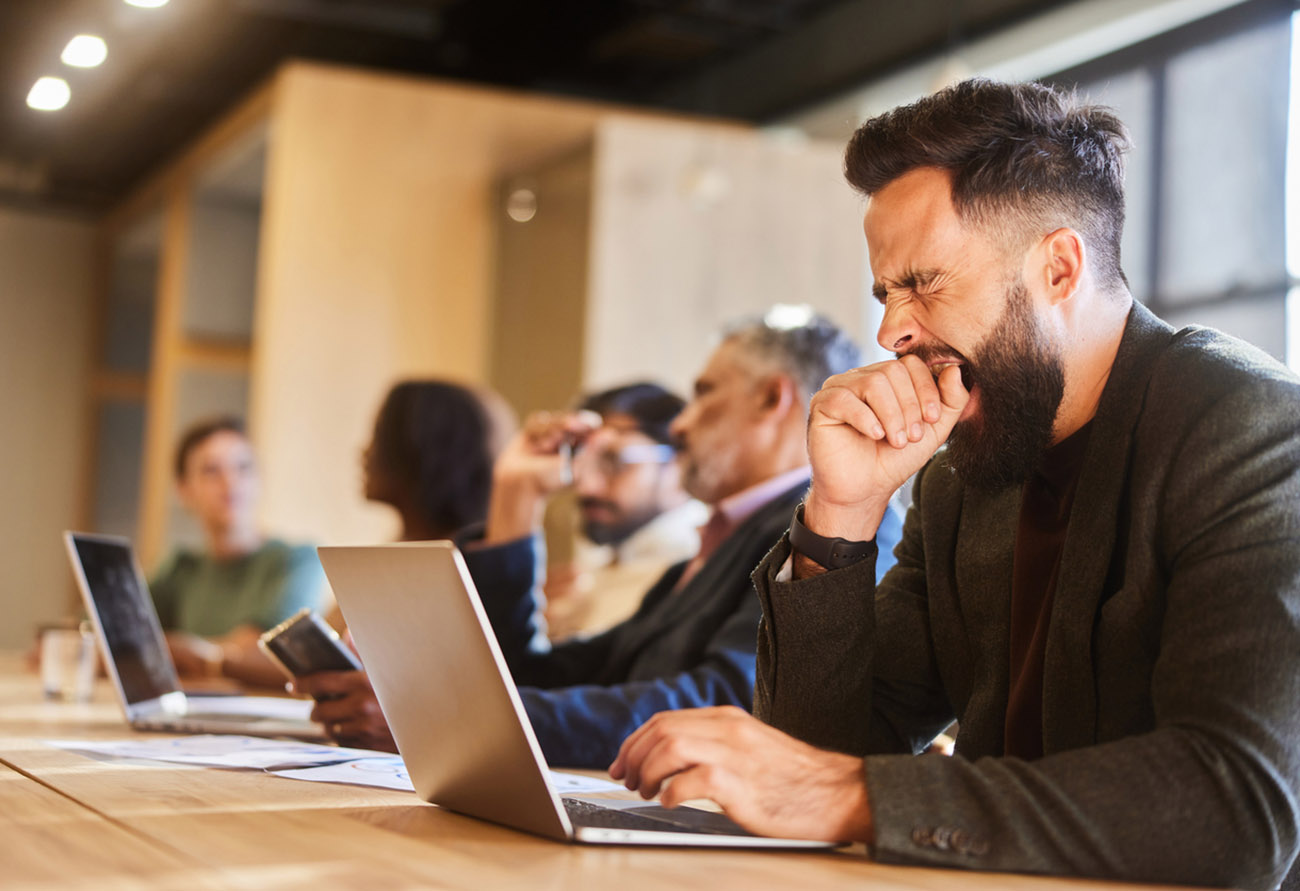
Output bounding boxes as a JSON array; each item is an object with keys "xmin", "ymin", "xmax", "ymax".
[
  {"xmin": 542, "ymin": 383, "xmax": 709, "ymax": 641},
  {"xmin": 298, "ymin": 309, "xmax": 904, "ymax": 767}
]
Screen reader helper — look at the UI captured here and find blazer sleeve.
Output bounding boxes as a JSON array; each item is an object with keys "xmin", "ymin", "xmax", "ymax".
[
  {"xmin": 520, "ymin": 588, "xmax": 761, "ymax": 768},
  {"xmin": 753, "ymin": 462, "xmax": 952, "ymax": 757}
]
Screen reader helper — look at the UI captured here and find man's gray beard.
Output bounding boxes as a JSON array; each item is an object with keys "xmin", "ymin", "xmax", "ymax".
[{"xmin": 944, "ymin": 281, "xmax": 1065, "ymax": 492}]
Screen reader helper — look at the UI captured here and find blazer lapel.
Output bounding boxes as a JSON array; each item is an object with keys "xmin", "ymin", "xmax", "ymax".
[
  {"xmin": 1041, "ymin": 302, "xmax": 1176, "ymax": 752},
  {"xmin": 629, "ymin": 483, "xmax": 804, "ymax": 644}
]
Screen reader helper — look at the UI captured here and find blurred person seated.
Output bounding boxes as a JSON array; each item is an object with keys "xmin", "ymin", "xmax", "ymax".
[
  {"xmin": 295, "ymin": 308, "xmax": 905, "ymax": 765},
  {"xmin": 319, "ymin": 379, "xmax": 517, "ymax": 632},
  {"xmin": 360, "ymin": 379, "xmax": 516, "ymax": 542},
  {"xmin": 151, "ymin": 417, "xmax": 325, "ymax": 688},
  {"xmin": 543, "ymin": 382, "xmax": 707, "ymax": 641}
]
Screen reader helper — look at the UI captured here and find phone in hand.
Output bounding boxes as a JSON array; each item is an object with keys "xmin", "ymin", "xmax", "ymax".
[{"xmin": 258, "ymin": 609, "xmax": 361, "ymax": 699}]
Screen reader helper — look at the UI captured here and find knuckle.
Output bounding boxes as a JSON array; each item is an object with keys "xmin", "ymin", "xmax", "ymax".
[{"xmin": 696, "ymin": 764, "xmax": 724, "ymax": 788}]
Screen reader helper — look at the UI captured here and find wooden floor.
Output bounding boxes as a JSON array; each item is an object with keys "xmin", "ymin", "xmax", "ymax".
[{"xmin": 0, "ymin": 655, "xmax": 1203, "ymax": 890}]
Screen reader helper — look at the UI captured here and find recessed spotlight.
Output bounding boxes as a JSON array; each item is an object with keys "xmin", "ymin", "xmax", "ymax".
[
  {"xmin": 62, "ymin": 35, "xmax": 108, "ymax": 68},
  {"xmin": 124, "ymin": 0, "xmax": 169, "ymax": 7},
  {"xmin": 28, "ymin": 77, "xmax": 71, "ymax": 111}
]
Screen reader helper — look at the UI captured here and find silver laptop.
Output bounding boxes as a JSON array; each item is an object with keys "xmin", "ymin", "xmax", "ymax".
[
  {"xmin": 319, "ymin": 540, "xmax": 835, "ymax": 849},
  {"xmin": 64, "ymin": 531, "xmax": 321, "ymax": 739}
]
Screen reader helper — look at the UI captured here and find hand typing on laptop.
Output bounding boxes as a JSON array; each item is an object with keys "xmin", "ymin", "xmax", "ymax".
[{"xmin": 609, "ymin": 705, "xmax": 871, "ymax": 843}]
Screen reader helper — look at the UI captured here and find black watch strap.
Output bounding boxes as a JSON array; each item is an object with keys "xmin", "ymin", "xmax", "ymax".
[{"xmin": 788, "ymin": 503, "xmax": 874, "ymax": 570}]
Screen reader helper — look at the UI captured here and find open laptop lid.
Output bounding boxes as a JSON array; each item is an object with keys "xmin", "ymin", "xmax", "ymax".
[
  {"xmin": 318, "ymin": 541, "xmax": 573, "ymax": 841},
  {"xmin": 63, "ymin": 531, "xmax": 187, "ymax": 721}
]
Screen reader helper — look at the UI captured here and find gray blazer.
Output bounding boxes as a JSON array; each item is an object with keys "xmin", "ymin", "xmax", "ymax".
[{"xmin": 753, "ymin": 302, "xmax": 1300, "ymax": 889}]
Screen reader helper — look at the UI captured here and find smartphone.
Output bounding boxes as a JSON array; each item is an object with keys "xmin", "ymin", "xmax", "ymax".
[{"xmin": 258, "ymin": 608, "xmax": 362, "ymax": 682}]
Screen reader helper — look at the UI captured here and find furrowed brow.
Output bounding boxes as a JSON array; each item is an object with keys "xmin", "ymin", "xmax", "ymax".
[{"xmin": 875, "ymin": 266, "xmax": 945, "ymax": 303}]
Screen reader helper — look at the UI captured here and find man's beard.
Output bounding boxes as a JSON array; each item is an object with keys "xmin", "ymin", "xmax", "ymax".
[
  {"xmin": 580, "ymin": 498, "xmax": 662, "ymax": 546},
  {"xmin": 910, "ymin": 280, "xmax": 1065, "ymax": 491}
]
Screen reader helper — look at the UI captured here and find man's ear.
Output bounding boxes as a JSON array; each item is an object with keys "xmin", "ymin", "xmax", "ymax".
[
  {"xmin": 756, "ymin": 373, "xmax": 797, "ymax": 421},
  {"xmin": 1039, "ymin": 227, "xmax": 1085, "ymax": 306}
]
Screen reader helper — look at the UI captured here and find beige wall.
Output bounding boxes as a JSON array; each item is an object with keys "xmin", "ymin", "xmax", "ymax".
[
  {"xmin": 584, "ymin": 119, "xmax": 869, "ymax": 395},
  {"xmin": 0, "ymin": 206, "xmax": 96, "ymax": 647}
]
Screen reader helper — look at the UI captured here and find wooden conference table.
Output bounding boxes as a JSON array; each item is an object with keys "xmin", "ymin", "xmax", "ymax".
[{"xmin": 0, "ymin": 655, "xmax": 1204, "ymax": 891}]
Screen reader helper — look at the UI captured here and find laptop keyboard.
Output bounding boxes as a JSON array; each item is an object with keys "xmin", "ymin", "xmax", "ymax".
[{"xmin": 562, "ymin": 798, "xmax": 753, "ymax": 836}]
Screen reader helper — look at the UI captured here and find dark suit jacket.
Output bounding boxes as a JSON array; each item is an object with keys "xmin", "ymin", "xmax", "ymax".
[
  {"xmin": 753, "ymin": 302, "xmax": 1300, "ymax": 889},
  {"xmin": 462, "ymin": 480, "xmax": 904, "ymax": 768}
]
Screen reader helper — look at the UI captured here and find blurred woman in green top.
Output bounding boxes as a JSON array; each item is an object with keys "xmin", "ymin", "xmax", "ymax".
[{"xmin": 150, "ymin": 417, "xmax": 324, "ymax": 688}]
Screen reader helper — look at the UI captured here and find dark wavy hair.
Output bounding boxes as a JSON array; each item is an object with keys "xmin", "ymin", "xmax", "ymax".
[
  {"xmin": 579, "ymin": 382, "xmax": 685, "ymax": 445},
  {"xmin": 845, "ymin": 78, "xmax": 1131, "ymax": 295},
  {"xmin": 369, "ymin": 381, "xmax": 508, "ymax": 532}
]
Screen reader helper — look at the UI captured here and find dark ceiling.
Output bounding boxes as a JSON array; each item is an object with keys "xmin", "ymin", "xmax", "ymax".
[{"xmin": 0, "ymin": 0, "xmax": 1068, "ymax": 214}]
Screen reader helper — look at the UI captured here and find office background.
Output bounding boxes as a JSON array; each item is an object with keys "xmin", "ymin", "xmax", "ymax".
[{"xmin": 1, "ymin": 0, "xmax": 1293, "ymax": 649}]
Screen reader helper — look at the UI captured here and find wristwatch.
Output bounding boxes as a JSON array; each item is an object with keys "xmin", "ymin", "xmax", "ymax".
[{"xmin": 789, "ymin": 503, "xmax": 875, "ymax": 570}]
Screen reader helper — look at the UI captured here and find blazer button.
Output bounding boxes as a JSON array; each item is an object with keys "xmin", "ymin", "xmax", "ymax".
[
  {"xmin": 950, "ymin": 829, "xmax": 971, "ymax": 853},
  {"xmin": 910, "ymin": 826, "xmax": 933, "ymax": 847},
  {"xmin": 931, "ymin": 827, "xmax": 953, "ymax": 851}
]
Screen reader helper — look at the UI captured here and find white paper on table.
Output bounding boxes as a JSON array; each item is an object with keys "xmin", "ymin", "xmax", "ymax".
[
  {"xmin": 272, "ymin": 757, "xmax": 623, "ymax": 795},
  {"xmin": 44, "ymin": 735, "xmax": 387, "ymax": 771},
  {"xmin": 273, "ymin": 756, "xmax": 414, "ymax": 791}
]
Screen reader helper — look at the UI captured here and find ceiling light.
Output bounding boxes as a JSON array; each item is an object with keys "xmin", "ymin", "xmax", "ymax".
[
  {"xmin": 27, "ymin": 77, "xmax": 71, "ymax": 112},
  {"xmin": 62, "ymin": 35, "xmax": 108, "ymax": 68},
  {"xmin": 124, "ymin": 0, "xmax": 170, "ymax": 7}
]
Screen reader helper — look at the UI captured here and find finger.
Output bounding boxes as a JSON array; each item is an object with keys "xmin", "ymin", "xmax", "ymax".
[
  {"xmin": 898, "ymin": 354, "xmax": 942, "ymax": 426},
  {"xmin": 610, "ymin": 711, "xmax": 670, "ymax": 787},
  {"xmin": 876, "ymin": 360, "xmax": 929, "ymax": 446},
  {"xmin": 633, "ymin": 733, "xmax": 741, "ymax": 801},
  {"xmin": 564, "ymin": 410, "xmax": 603, "ymax": 440},
  {"xmin": 521, "ymin": 412, "xmax": 569, "ymax": 452},
  {"xmin": 659, "ymin": 763, "xmax": 737, "ymax": 812},
  {"xmin": 852, "ymin": 370, "xmax": 910, "ymax": 449},
  {"xmin": 615, "ymin": 709, "xmax": 747, "ymax": 793},
  {"xmin": 308, "ymin": 695, "xmax": 362, "ymax": 724},
  {"xmin": 934, "ymin": 364, "xmax": 971, "ymax": 423},
  {"xmin": 810, "ymin": 387, "xmax": 885, "ymax": 441},
  {"xmin": 293, "ymin": 670, "xmax": 367, "ymax": 698}
]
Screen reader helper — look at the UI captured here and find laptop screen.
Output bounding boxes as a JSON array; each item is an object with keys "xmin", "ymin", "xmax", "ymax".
[{"xmin": 71, "ymin": 535, "xmax": 179, "ymax": 705}]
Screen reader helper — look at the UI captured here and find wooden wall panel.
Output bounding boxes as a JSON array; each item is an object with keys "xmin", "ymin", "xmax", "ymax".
[
  {"xmin": 250, "ymin": 64, "xmax": 608, "ymax": 545},
  {"xmin": 490, "ymin": 147, "xmax": 594, "ymax": 417}
]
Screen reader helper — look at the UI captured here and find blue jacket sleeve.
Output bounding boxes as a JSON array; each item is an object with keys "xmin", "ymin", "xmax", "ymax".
[
  {"xmin": 519, "ymin": 600, "xmax": 759, "ymax": 768},
  {"xmin": 458, "ymin": 533, "xmax": 622, "ymax": 689},
  {"xmin": 460, "ymin": 530, "xmax": 762, "ymax": 768}
]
